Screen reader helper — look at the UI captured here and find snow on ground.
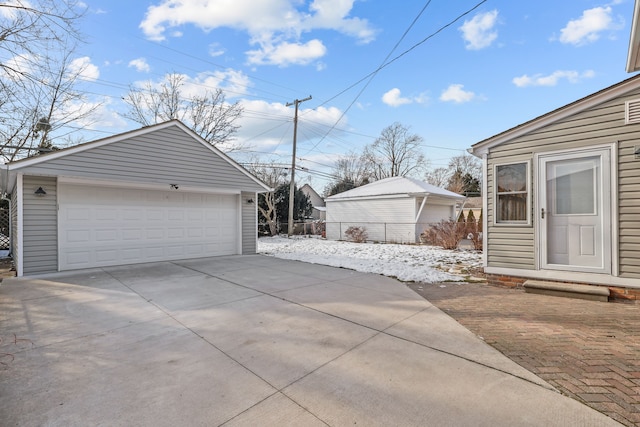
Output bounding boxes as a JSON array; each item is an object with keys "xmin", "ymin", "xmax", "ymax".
[{"xmin": 258, "ymin": 236, "xmax": 482, "ymax": 284}]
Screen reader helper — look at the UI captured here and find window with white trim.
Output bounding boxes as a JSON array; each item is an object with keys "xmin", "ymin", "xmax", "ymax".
[{"xmin": 495, "ymin": 162, "xmax": 529, "ymax": 224}]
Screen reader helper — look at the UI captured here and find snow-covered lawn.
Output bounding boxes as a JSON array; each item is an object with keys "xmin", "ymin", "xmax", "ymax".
[{"xmin": 258, "ymin": 236, "xmax": 483, "ymax": 284}]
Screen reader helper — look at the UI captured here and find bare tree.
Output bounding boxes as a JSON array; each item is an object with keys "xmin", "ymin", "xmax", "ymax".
[
  {"xmin": 0, "ymin": 46, "xmax": 100, "ymax": 162},
  {"xmin": 122, "ymin": 73, "xmax": 245, "ymax": 152},
  {"xmin": 448, "ymin": 154, "xmax": 481, "ymax": 181},
  {"xmin": 424, "ymin": 154, "xmax": 482, "ymax": 195},
  {"xmin": 0, "ymin": 1, "xmax": 93, "ymax": 161},
  {"xmin": 363, "ymin": 122, "xmax": 426, "ymax": 180},
  {"xmin": 324, "ymin": 150, "xmax": 371, "ymax": 196},
  {"xmin": 0, "ymin": 0, "xmax": 84, "ymax": 84},
  {"xmin": 424, "ymin": 167, "xmax": 450, "ymax": 188},
  {"xmin": 244, "ymin": 159, "xmax": 288, "ymax": 236}
]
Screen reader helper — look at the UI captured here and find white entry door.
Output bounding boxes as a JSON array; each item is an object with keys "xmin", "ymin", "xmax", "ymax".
[{"xmin": 538, "ymin": 149, "xmax": 611, "ymax": 273}]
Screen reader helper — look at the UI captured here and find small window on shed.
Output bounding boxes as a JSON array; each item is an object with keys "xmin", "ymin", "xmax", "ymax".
[
  {"xmin": 625, "ymin": 99, "xmax": 640, "ymax": 124},
  {"xmin": 495, "ymin": 162, "xmax": 529, "ymax": 225}
]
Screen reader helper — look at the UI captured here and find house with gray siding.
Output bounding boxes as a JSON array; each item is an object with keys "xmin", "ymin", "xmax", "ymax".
[
  {"xmin": 2, "ymin": 120, "xmax": 270, "ymax": 276},
  {"xmin": 470, "ymin": 74, "xmax": 640, "ymax": 301},
  {"xmin": 325, "ymin": 176, "xmax": 464, "ymax": 243}
]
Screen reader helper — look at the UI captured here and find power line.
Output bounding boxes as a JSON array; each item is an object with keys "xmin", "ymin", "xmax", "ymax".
[{"xmin": 302, "ymin": 0, "xmax": 488, "ymax": 155}]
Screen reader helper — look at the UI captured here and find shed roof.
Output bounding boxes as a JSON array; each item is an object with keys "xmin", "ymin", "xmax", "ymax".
[{"xmin": 326, "ymin": 176, "xmax": 464, "ymax": 201}]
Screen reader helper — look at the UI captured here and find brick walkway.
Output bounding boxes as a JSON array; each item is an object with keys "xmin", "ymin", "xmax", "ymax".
[{"xmin": 409, "ymin": 282, "xmax": 640, "ymax": 427}]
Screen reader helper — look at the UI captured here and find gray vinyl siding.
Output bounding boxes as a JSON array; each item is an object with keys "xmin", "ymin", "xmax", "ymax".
[
  {"xmin": 22, "ymin": 175, "xmax": 57, "ymax": 275},
  {"xmin": 485, "ymin": 86, "xmax": 640, "ymax": 277},
  {"xmin": 618, "ymin": 139, "xmax": 640, "ymax": 277},
  {"xmin": 16, "ymin": 124, "xmax": 265, "ymax": 192},
  {"xmin": 486, "ymin": 154, "xmax": 535, "ymax": 270},
  {"xmin": 241, "ymin": 192, "xmax": 257, "ymax": 254}
]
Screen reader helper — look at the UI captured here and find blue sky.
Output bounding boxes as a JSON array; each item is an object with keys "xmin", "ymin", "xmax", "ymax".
[{"xmin": 72, "ymin": 0, "xmax": 636, "ymax": 189}]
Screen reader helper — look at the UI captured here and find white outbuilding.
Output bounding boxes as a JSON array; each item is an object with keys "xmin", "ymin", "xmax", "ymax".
[{"xmin": 325, "ymin": 176, "xmax": 465, "ymax": 243}]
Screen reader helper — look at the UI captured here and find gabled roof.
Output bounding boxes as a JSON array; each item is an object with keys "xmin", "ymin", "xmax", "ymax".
[
  {"xmin": 470, "ymin": 74, "xmax": 640, "ymax": 156},
  {"xmin": 326, "ymin": 176, "xmax": 464, "ymax": 201},
  {"xmin": 1, "ymin": 120, "xmax": 270, "ymax": 192},
  {"xmin": 300, "ymin": 183, "xmax": 324, "ymax": 203}
]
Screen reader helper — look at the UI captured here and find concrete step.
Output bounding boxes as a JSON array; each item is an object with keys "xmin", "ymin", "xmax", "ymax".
[{"xmin": 523, "ymin": 280, "xmax": 610, "ymax": 302}]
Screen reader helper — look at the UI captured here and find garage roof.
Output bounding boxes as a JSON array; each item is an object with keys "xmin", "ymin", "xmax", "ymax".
[
  {"xmin": 0, "ymin": 120, "xmax": 270, "ymax": 194},
  {"xmin": 326, "ymin": 176, "xmax": 464, "ymax": 201}
]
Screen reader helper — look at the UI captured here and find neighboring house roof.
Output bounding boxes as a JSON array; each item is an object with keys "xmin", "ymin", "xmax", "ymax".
[
  {"xmin": 300, "ymin": 183, "xmax": 325, "ymax": 207},
  {"xmin": 627, "ymin": 0, "xmax": 640, "ymax": 72},
  {"xmin": 462, "ymin": 197, "xmax": 482, "ymax": 209},
  {"xmin": 326, "ymin": 176, "xmax": 464, "ymax": 201},
  {"xmin": 0, "ymin": 120, "xmax": 271, "ymax": 194},
  {"xmin": 470, "ymin": 73, "xmax": 640, "ymax": 155}
]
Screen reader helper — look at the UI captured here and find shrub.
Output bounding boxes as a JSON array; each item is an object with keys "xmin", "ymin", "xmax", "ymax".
[
  {"xmin": 344, "ymin": 226, "xmax": 368, "ymax": 243},
  {"xmin": 421, "ymin": 220, "xmax": 466, "ymax": 250}
]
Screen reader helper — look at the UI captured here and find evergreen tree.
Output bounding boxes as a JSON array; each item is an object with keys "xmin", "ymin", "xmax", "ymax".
[{"xmin": 273, "ymin": 184, "xmax": 312, "ymax": 223}]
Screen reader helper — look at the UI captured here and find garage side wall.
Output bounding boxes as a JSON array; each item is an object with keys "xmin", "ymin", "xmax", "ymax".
[
  {"xmin": 241, "ymin": 192, "xmax": 257, "ymax": 254},
  {"xmin": 326, "ymin": 197, "xmax": 415, "ymax": 243},
  {"xmin": 22, "ymin": 175, "xmax": 57, "ymax": 275}
]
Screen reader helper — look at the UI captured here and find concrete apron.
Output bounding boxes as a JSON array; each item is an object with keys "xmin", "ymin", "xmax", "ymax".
[{"xmin": 0, "ymin": 255, "xmax": 620, "ymax": 426}]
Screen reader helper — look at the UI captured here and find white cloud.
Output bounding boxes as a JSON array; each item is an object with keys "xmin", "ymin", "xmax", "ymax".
[
  {"xmin": 440, "ymin": 84, "xmax": 475, "ymax": 103},
  {"xmin": 133, "ymin": 69, "xmax": 253, "ymax": 99},
  {"xmin": 381, "ymin": 88, "xmax": 428, "ymax": 107},
  {"xmin": 512, "ymin": 70, "xmax": 595, "ymax": 87},
  {"xmin": 382, "ymin": 88, "xmax": 412, "ymax": 107},
  {"xmin": 208, "ymin": 43, "xmax": 225, "ymax": 57},
  {"xmin": 558, "ymin": 6, "xmax": 620, "ymax": 45},
  {"xmin": 128, "ymin": 57, "xmax": 151, "ymax": 73},
  {"xmin": 139, "ymin": 0, "xmax": 376, "ymax": 66},
  {"xmin": 69, "ymin": 56, "xmax": 100, "ymax": 81},
  {"xmin": 234, "ymin": 99, "xmax": 347, "ymax": 153},
  {"xmin": 459, "ymin": 10, "xmax": 499, "ymax": 50},
  {"xmin": 246, "ymin": 38, "xmax": 327, "ymax": 67}
]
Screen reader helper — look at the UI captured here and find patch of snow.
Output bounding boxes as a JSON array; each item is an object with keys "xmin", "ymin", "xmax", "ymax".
[{"xmin": 258, "ymin": 236, "xmax": 482, "ymax": 284}]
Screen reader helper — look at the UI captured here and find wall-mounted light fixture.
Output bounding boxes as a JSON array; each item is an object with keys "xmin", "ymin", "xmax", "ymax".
[
  {"xmin": 34, "ymin": 187, "xmax": 46, "ymax": 197},
  {"xmin": 170, "ymin": 184, "xmax": 179, "ymax": 190},
  {"xmin": 247, "ymin": 198, "xmax": 254, "ymax": 204}
]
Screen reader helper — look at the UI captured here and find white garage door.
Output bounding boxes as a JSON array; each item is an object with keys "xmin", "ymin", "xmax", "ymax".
[{"xmin": 58, "ymin": 184, "xmax": 238, "ymax": 270}]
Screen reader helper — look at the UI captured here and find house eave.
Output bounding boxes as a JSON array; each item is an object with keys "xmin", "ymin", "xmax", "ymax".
[
  {"xmin": 4, "ymin": 120, "xmax": 271, "ymax": 193},
  {"xmin": 470, "ymin": 74, "xmax": 640, "ymax": 155},
  {"xmin": 627, "ymin": 0, "xmax": 640, "ymax": 72}
]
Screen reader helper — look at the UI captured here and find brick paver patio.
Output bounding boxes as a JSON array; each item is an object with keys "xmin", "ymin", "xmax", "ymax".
[{"xmin": 409, "ymin": 282, "xmax": 640, "ymax": 427}]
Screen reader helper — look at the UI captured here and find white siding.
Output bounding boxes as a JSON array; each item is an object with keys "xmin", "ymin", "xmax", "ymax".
[
  {"xmin": 416, "ymin": 201, "xmax": 456, "ymax": 241},
  {"xmin": 326, "ymin": 197, "xmax": 415, "ymax": 243}
]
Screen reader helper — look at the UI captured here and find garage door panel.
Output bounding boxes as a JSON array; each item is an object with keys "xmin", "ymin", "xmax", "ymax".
[
  {"xmin": 59, "ymin": 184, "xmax": 239, "ymax": 270},
  {"xmin": 95, "ymin": 249, "xmax": 119, "ymax": 263}
]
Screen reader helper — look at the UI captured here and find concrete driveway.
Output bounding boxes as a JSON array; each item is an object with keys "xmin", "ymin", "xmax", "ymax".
[{"xmin": 0, "ymin": 255, "xmax": 620, "ymax": 426}]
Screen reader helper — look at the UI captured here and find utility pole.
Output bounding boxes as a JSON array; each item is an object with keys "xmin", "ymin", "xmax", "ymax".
[{"xmin": 286, "ymin": 95, "xmax": 312, "ymax": 237}]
